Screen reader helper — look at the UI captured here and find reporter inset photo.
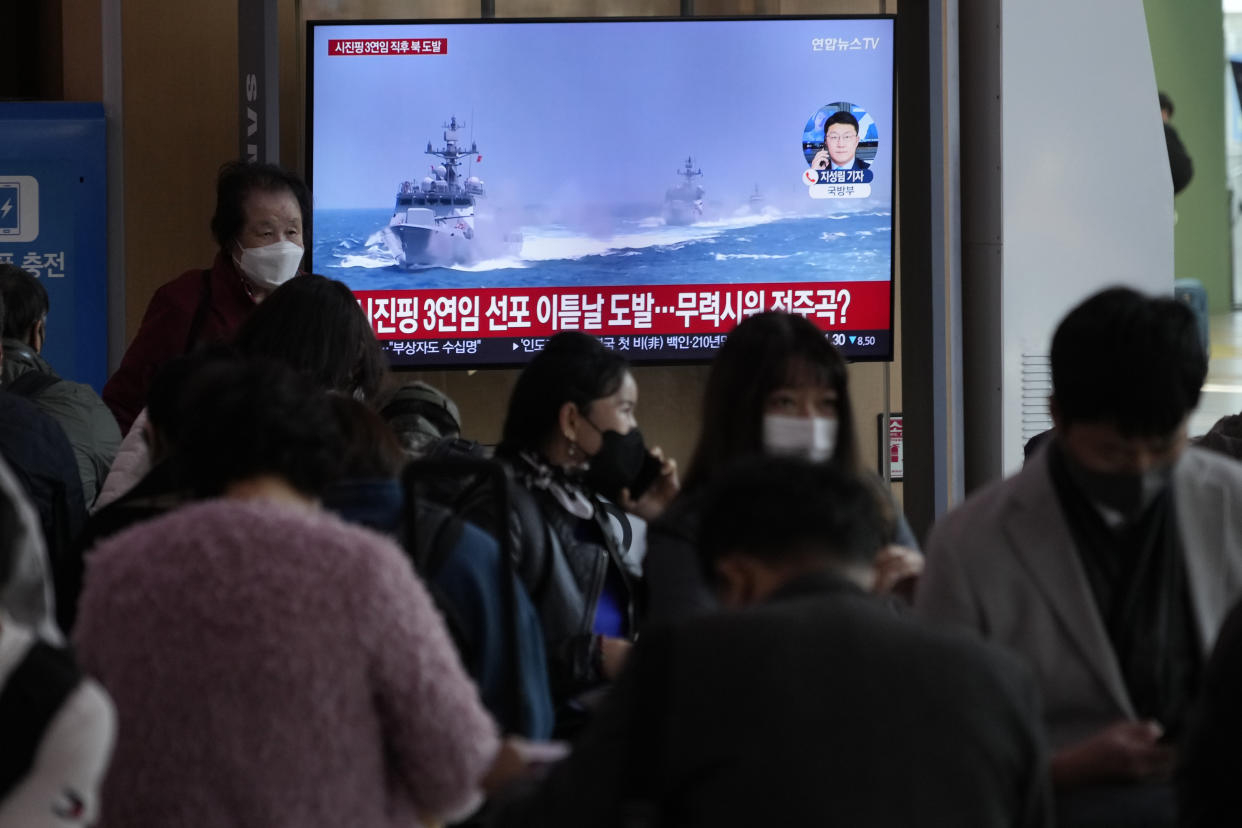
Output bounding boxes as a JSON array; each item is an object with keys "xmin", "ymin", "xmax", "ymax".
[{"xmin": 803, "ymin": 103, "xmax": 879, "ymax": 172}]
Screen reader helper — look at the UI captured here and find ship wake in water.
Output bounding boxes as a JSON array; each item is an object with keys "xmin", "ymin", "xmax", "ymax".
[
  {"xmin": 340, "ymin": 209, "xmax": 789, "ymax": 274},
  {"xmin": 322, "ymin": 206, "xmax": 891, "ymax": 289}
]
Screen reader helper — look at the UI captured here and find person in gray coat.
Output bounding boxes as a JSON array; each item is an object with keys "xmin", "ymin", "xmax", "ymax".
[
  {"xmin": 0, "ymin": 264, "xmax": 120, "ymax": 507},
  {"xmin": 916, "ymin": 287, "xmax": 1242, "ymax": 828}
]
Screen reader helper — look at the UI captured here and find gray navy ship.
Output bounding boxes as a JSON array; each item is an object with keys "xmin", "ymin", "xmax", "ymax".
[
  {"xmin": 749, "ymin": 184, "xmax": 765, "ymax": 214},
  {"xmin": 380, "ymin": 116, "xmax": 485, "ymax": 268},
  {"xmin": 664, "ymin": 156, "xmax": 704, "ymax": 226}
]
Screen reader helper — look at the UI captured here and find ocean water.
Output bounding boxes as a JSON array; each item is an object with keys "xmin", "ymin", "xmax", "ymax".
[{"xmin": 313, "ymin": 205, "xmax": 892, "ymax": 292}]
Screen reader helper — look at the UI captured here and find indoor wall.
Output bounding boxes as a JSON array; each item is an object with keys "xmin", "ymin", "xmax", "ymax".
[{"xmin": 89, "ymin": 0, "xmax": 903, "ymax": 499}]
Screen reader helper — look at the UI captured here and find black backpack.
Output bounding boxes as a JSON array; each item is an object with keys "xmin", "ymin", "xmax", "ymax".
[
  {"xmin": 412, "ymin": 437, "xmax": 492, "ymax": 533},
  {"xmin": 401, "ymin": 455, "xmax": 555, "ymax": 738},
  {"xmin": 401, "ymin": 455, "xmax": 514, "ymax": 625}
]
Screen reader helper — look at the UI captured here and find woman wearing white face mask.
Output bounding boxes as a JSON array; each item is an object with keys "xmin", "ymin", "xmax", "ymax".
[
  {"xmin": 102, "ymin": 161, "xmax": 311, "ymax": 437},
  {"xmin": 643, "ymin": 311, "xmax": 922, "ymax": 626}
]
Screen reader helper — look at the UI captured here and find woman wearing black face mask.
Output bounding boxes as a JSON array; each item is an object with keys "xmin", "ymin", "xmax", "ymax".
[{"xmin": 488, "ymin": 331, "xmax": 678, "ymax": 735}]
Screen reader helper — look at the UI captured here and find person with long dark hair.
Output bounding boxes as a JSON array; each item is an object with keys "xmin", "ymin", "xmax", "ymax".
[
  {"xmin": 644, "ymin": 311, "xmax": 920, "ymax": 625},
  {"xmin": 94, "ymin": 273, "xmax": 387, "ymax": 512},
  {"xmin": 478, "ymin": 331, "xmax": 678, "ymax": 732},
  {"xmin": 232, "ymin": 273, "xmax": 387, "ymax": 402}
]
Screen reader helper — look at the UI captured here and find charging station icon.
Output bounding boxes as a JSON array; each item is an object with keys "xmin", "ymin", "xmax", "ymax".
[
  {"xmin": 0, "ymin": 183, "xmax": 18, "ymax": 234},
  {"xmin": 0, "ymin": 176, "xmax": 39, "ymax": 242}
]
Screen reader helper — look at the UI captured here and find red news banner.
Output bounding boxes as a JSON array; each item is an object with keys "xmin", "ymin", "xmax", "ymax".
[
  {"xmin": 357, "ymin": 281, "xmax": 890, "ymax": 339},
  {"xmin": 327, "ymin": 38, "xmax": 447, "ymax": 56}
]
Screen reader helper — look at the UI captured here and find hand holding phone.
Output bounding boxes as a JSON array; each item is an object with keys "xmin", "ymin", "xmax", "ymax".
[
  {"xmin": 627, "ymin": 451, "xmax": 665, "ymax": 501},
  {"xmin": 621, "ymin": 448, "xmax": 680, "ymax": 522}
]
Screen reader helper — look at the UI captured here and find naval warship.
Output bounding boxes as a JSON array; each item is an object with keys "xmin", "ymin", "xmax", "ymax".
[
  {"xmin": 748, "ymin": 184, "xmax": 765, "ymax": 213},
  {"xmin": 664, "ymin": 156, "xmax": 704, "ymax": 226},
  {"xmin": 380, "ymin": 116, "xmax": 485, "ymax": 268}
]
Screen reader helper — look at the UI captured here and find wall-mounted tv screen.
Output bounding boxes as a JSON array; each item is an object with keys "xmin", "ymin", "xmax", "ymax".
[{"xmin": 307, "ymin": 16, "xmax": 895, "ymax": 368}]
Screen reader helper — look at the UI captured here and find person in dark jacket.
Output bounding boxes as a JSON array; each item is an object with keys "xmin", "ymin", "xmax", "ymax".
[
  {"xmin": 489, "ymin": 457, "xmax": 1052, "ymax": 828},
  {"xmin": 1177, "ymin": 597, "xmax": 1242, "ymax": 826},
  {"xmin": 471, "ymin": 332, "xmax": 678, "ymax": 734},
  {"xmin": 0, "ymin": 378, "xmax": 85, "ymax": 636},
  {"xmin": 102, "ymin": 161, "xmax": 311, "ymax": 435},
  {"xmin": 1160, "ymin": 92, "xmax": 1193, "ymax": 195},
  {"xmin": 0, "ymin": 264, "xmax": 120, "ymax": 506},
  {"xmin": 0, "ymin": 423, "xmax": 61, "ymax": 642},
  {"xmin": 0, "ymin": 286, "xmax": 87, "ymax": 636}
]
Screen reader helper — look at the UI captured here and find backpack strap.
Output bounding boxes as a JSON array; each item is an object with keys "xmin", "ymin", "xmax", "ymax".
[
  {"xmin": 406, "ymin": 499, "xmax": 465, "ymax": 578},
  {"xmin": 596, "ymin": 500, "xmax": 634, "ymax": 560},
  {"xmin": 4, "ymin": 369, "xmax": 62, "ymax": 399},
  {"xmin": 0, "ymin": 641, "xmax": 81, "ymax": 798},
  {"xmin": 183, "ymin": 268, "xmax": 214, "ymax": 354}
]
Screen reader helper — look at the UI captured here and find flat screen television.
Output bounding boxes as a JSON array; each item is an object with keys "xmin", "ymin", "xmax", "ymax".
[{"xmin": 307, "ymin": 16, "xmax": 895, "ymax": 368}]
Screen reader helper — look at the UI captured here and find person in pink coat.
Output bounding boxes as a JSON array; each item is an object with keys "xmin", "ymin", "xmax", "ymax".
[{"xmin": 75, "ymin": 357, "xmax": 508, "ymax": 827}]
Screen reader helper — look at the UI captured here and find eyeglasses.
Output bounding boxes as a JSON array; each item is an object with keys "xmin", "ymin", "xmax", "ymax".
[{"xmin": 824, "ymin": 133, "xmax": 857, "ymax": 144}]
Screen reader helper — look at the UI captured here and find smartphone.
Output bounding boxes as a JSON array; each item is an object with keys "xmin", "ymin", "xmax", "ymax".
[{"xmin": 628, "ymin": 452, "xmax": 664, "ymax": 500}]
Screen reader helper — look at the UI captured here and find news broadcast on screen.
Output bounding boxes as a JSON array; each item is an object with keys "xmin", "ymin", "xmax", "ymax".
[{"xmin": 307, "ymin": 15, "xmax": 895, "ymax": 367}]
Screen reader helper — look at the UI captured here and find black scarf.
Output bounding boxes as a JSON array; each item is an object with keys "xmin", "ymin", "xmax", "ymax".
[{"xmin": 1048, "ymin": 443, "xmax": 1202, "ymax": 739}]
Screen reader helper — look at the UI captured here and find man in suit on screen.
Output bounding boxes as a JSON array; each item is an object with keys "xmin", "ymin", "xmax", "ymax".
[{"xmin": 811, "ymin": 110, "xmax": 870, "ymax": 172}]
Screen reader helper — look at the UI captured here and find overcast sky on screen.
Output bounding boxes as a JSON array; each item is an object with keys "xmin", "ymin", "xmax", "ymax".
[{"xmin": 310, "ymin": 17, "xmax": 893, "ymax": 209}]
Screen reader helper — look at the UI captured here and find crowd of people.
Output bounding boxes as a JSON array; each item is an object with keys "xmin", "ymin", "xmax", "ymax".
[{"xmin": 2, "ymin": 160, "xmax": 1241, "ymax": 828}]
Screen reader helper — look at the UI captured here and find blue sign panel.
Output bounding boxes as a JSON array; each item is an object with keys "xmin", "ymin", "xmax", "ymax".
[{"xmin": 0, "ymin": 102, "xmax": 107, "ymax": 392}]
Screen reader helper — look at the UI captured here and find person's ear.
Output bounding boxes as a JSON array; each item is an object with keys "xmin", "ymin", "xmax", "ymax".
[
  {"xmin": 1049, "ymin": 395, "xmax": 1063, "ymax": 431},
  {"xmin": 33, "ymin": 318, "xmax": 46, "ymax": 353},
  {"xmin": 558, "ymin": 400, "xmax": 581, "ymax": 444}
]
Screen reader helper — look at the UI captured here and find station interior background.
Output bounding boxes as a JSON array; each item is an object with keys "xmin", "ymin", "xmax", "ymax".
[{"xmin": 1, "ymin": 0, "xmax": 1238, "ymax": 541}]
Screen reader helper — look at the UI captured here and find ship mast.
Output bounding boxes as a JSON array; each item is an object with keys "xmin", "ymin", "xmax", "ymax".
[
  {"xmin": 677, "ymin": 155, "xmax": 703, "ymax": 184},
  {"xmin": 424, "ymin": 116, "xmax": 478, "ymax": 191}
]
